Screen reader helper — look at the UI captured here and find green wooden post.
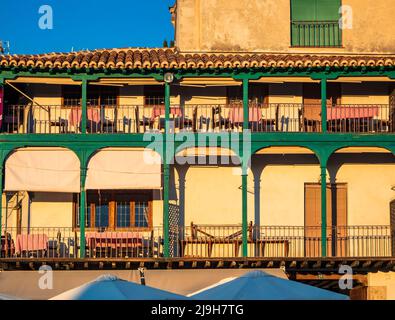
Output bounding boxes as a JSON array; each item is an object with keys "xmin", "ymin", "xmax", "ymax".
[
  {"xmin": 321, "ymin": 77, "xmax": 327, "ymax": 133},
  {"xmin": 321, "ymin": 165, "xmax": 327, "ymax": 257},
  {"xmin": 242, "ymin": 78, "xmax": 249, "ymax": 130},
  {"xmin": 163, "ymin": 82, "xmax": 171, "ymax": 258},
  {"xmin": 79, "ymin": 166, "xmax": 87, "ymax": 258},
  {"xmin": 81, "ymin": 79, "xmax": 88, "ymax": 134},
  {"xmin": 242, "ymin": 78, "xmax": 249, "ymax": 257}
]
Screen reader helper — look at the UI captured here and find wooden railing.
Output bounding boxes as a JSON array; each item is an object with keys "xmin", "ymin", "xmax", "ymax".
[
  {"xmin": 1, "ymin": 103, "xmax": 394, "ymax": 134},
  {"xmin": 1, "ymin": 225, "xmax": 392, "ymax": 259}
]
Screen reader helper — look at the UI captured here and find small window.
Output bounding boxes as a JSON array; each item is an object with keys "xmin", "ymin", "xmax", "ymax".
[
  {"xmin": 226, "ymin": 84, "xmax": 268, "ymax": 105},
  {"xmin": 290, "ymin": 0, "xmax": 342, "ymax": 47},
  {"xmin": 62, "ymin": 86, "xmax": 118, "ymax": 107},
  {"xmin": 75, "ymin": 191, "xmax": 153, "ymax": 231},
  {"xmin": 144, "ymin": 85, "xmax": 165, "ymax": 106}
]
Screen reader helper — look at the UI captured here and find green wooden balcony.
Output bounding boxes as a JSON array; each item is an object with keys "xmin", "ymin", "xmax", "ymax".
[{"xmin": 2, "ymin": 103, "xmax": 394, "ymax": 134}]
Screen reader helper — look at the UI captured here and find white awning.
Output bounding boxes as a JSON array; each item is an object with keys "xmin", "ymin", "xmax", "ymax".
[
  {"xmin": 85, "ymin": 148, "xmax": 162, "ymax": 190},
  {"xmin": 5, "ymin": 148, "xmax": 80, "ymax": 192}
]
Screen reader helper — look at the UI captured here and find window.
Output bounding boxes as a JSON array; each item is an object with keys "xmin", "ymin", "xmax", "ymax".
[
  {"xmin": 62, "ymin": 86, "xmax": 118, "ymax": 107},
  {"xmin": 144, "ymin": 85, "xmax": 165, "ymax": 106},
  {"xmin": 227, "ymin": 84, "xmax": 268, "ymax": 105},
  {"xmin": 290, "ymin": 0, "xmax": 342, "ymax": 47},
  {"xmin": 74, "ymin": 191, "xmax": 153, "ymax": 230}
]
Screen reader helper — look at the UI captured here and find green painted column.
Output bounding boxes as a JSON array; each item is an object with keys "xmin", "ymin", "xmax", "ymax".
[
  {"xmin": 242, "ymin": 78, "xmax": 249, "ymax": 257},
  {"xmin": 320, "ymin": 165, "xmax": 327, "ymax": 257},
  {"xmin": 321, "ymin": 77, "xmax": 327, "ymax": 133},
  {"xmin": 81, "ymin": 79, "xmax": 88, "ymax": 134},
  {"xmin": 163, "ymin": 82, "xmax": 171, "ymax": 258},
  {"xmin": 79, "ymin": 166, "xmax": 87, "ymax": 258},
  {"xmin": 242, "ymin": 78, "xmax": 249, "ymax": 130}
]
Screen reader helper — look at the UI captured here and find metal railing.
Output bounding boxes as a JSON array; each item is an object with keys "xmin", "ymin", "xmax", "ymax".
[
  {"xmin": 176, "ymin": 224, "xmax": 392, "ymax": 258},
  {"xmin": 1, "ymin": 104, "xmax": 394, "ymax": 134},
  {"xmin": 1, "ymin": 227, "xmax": 79, "ymax": 258},
  {"xmin": 0, "ymin": 225, "xmax": 392, "ymax": 259},
  {"xmin": 291, "ymin": 21, "xmax": 342, "ymax": 47},
  {"xmin": 327, "ymin": 104, "xmax": 394, "ymax": 133}
]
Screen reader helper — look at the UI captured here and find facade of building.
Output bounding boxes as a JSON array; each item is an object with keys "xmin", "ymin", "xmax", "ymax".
[{"xmin": 1, "ymin": 0, "xmax": 395, "ymax": 299}]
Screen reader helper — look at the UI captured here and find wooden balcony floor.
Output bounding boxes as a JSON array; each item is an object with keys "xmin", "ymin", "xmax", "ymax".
[{"xmin": 1, "ymin": 257, "xmax": 395, "ymax": 274}]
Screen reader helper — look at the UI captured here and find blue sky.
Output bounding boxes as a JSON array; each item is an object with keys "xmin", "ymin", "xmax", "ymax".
[{"xmin": 0, "ymin": 0, "xmax": 175, "ymax": 55}]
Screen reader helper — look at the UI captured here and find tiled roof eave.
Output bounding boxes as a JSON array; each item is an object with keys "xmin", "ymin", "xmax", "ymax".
[{"xmin": 0, "ymin": 48, "xmax": 394, "ymax": 72}]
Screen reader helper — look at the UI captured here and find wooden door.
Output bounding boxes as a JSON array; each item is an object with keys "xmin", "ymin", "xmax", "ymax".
[{"xmin": 305, "ymin": 183, "xmax": 347, "ymax": 257}]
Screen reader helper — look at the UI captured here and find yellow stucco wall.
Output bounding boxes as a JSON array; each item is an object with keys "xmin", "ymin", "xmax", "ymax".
[
  {"xmin": 175, "ymin": 0, "xmax": 395, "ymax": 54},
  {"xmin": 29, "ymin": 192, "xmax": 73, "ymax": 228},
  {"xmin": 368, "ymin": 272, "xmax": 395, "ymax": 300}
]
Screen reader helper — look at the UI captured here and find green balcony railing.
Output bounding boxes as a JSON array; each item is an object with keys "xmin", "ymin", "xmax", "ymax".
[{"xmin": 291, "ymin": 20, "xmax": 342, "ymax": 47}]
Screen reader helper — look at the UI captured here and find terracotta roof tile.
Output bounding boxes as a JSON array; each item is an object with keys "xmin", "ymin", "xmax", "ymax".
[{"xmin": 0, "ymin": 48, "xmax": 394, "ymax": 70}]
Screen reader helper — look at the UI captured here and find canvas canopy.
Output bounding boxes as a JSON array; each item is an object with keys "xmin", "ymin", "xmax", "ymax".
[
  {"xmin": 85, "ymin": 149, "xmax": 162, "ymax": 190},
  {"xmin": 4, "ymin": 148, "xmax": 80, "ymax": 192},
  {"xmin": 50, "ymin": 274, "xmax": 186, "ymax": 300},
  {"xmin": 191, "ymin": 270, "xmax": 349, "ymax": 300}
]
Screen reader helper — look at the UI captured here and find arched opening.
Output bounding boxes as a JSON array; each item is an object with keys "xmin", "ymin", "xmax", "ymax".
[
  {"xmin": 84, "ymin": 147, "xmax": 162, "ymax": 231},
  {"xmin": 173, "ymin": 147, "xmax": 246, "ymax": 257},
  {"xmin": 327, "ymin": 146, "xmax": 395, "ymax": 257},
  {"xmin": 252, "ymin": 146, "xmax": 321, "ymax": 258},
  {"xmin": 2, "ymin": 147, "xmax": 80, "ymax": 258}
]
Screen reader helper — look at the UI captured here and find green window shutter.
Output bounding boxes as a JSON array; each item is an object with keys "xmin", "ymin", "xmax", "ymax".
[
  {"xmin": 316, "ymin": 0, "xmax": 341, "ymax": 20},
  {"xmin": 291, "ymin": 0, "xmax": 342, "ymax": 47},
  {"xmin": 291, "ymin": 0, "xmax": 316, "ymax": 21}
]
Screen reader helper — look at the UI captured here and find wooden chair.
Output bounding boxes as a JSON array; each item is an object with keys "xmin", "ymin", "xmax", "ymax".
[
  {"xmin": 212, "ymin": 106, "xmax": 230, "ymax": 131},
  {"xmin": 181, "ymin": 222, "xmax": 254, "ymax": 258},
  {"xmin": 1, "ymin": 233, "xmax": 15, "ymax": 258},
  {"xmin": 135, "ymin": 106, "xmax": 155, "ymax": 133}
]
